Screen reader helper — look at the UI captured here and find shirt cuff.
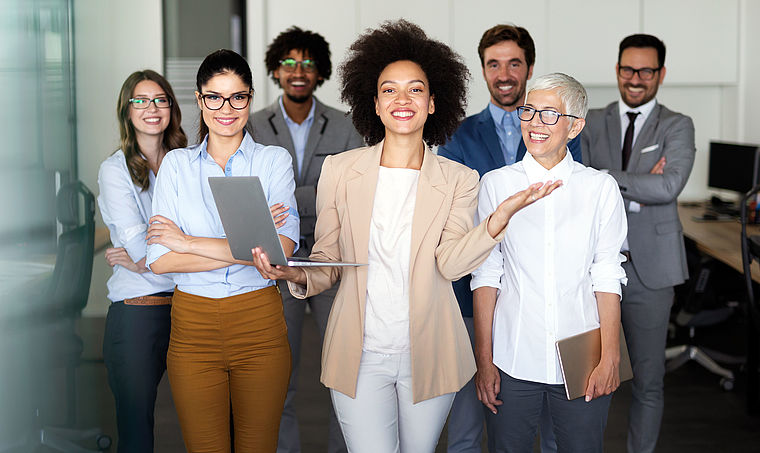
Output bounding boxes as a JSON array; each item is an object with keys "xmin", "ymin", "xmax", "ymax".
[{"xmin": 146, "ymin": 243, "xmax": 171, "ymax": 269}]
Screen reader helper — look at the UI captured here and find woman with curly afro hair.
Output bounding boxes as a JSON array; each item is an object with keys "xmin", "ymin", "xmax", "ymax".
[{"xmin": 253, "ymin": 20, "xmax": 560, "ymax": 452}]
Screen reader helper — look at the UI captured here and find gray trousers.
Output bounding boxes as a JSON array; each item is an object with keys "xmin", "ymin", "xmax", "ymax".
[
  {"xmin": 447, "ymin": 318, "xmax": 558, "ymax": 453},
  {"xmin": 485, "ymin": 370, "xmax": 612, "ymax": 453},
  {"xmin": 621, "ymin": 261, "xmax": 674, "ymax": 453},
  {"xmin": 276, "ymin": 280, "xmax": 346, "ymax": 453}
]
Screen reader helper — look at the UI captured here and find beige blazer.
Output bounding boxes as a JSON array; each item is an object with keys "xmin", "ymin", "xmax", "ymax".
[{"xmin": 288, "ymin": 141, "xmax": 506, "ymax": 403}]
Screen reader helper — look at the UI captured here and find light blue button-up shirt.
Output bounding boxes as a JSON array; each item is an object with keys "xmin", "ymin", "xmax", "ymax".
[
  {"xmin": 279, "ymin": 96, "xmax": 316, "ymax": 177},
  {"xmin": 488, "ymin": 102, "xmax": 522, "ymax": 165},
  {"xmin": 97, "ymin": 150, "xmax": 175, "ymax": 302},
  {"xmin": 146, "ymin": 131, "xmax": 300, "ymax": 298}
]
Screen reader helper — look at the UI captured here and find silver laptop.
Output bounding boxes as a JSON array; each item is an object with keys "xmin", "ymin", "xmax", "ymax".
[{"xmin": 208, "ymin": 176, "xmax": 364, "ymax": 267}]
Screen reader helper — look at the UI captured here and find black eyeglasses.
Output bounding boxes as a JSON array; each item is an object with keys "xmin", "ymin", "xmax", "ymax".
[
  {"xmin": 129, "ymin": 97, "xmax": 172, "ymax": 109},
  {"xmin": 279, "ymin": 58, "xmax": 317, "ymax": 73},
  {"xmin": 618, "ymin": 66, "xmax": 661, "ymax": 81},
  {"xmin": 517, "ymin": 106, "xmax": 578, "ymax": 125},
  {"xmin": 199, "ymin": 92, "xmax": 252, "ymax": 110}
]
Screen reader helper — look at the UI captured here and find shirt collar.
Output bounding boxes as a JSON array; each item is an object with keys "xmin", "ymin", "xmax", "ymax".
[
  {"xmin": 618, "ymin": 96, "xmax": 657, "ymax": 123},
  {"xmin": 522, "ymin": 147, "xmax": 574, "ymax": 185},
  {"xmin": 488, "ymin": 102, "xmax": 520, "ymax": 127},
  {"xmin": 279, "ymin": 95, "xmax": 316, "ymax": 126},
  {"xmin": 191, "ymin": 129, "xmax": 254, "ymax": 161}
]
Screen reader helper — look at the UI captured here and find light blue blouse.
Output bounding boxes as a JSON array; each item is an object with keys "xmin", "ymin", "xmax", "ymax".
[
  {"xmin": 146, "ymin": 131, "xmax": 300, "ymax": 298},
  {"xmin": 97, "ymin": 150, "xmax": 175, "ymax": 302}
]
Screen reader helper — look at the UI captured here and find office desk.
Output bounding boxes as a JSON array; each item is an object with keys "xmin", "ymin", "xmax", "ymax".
[
  {"xmin": 678, "ymin": 204, "xmax": 760, "ymax": 283},
  {"xmin": 678, "ymin": 203, "xmax": 760, "ymax": 414}
]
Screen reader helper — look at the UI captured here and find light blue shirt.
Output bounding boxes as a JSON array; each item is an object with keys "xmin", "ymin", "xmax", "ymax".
[
  {"xmin": 279, "ymin": 96, "xmax": 316, "ymax": 177},
  {"xmin": 97, "ymin": 150, "xmax": 175, "ymax": 302},
  {"xmin": 146, "ymin": 131, "xmax": 300, "ymax": 299},
  {"xmin": 488, "ymin": 102, "xmax": 522, "ymax": 165}
]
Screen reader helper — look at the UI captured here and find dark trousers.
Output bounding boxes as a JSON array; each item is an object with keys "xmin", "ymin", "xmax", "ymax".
[
  {"xmin": 103, "ymin": 299, "xmax": 171, "ymax": 453},
  {"xmin": 485, "ymin": 370, "xmax": 612, "ymax": 453}
]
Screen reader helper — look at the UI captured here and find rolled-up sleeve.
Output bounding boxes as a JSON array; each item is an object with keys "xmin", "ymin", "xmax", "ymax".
[
  {"xmin": 146, "ymin": 153, "xmax": 178, "ymax": 269},
  {"xmin": 471, "ymin": 173, "xmax": 505, "ymax": 291},
  {"xmin": 97, "ymin": 158, "xmax": 147, "ymax": 261},
  {"xmin": 264, "ymin": 147, "xmax": 300, "ymax": 253},
  {"xmin": 590, "ymin": 174, "xmax": 628, "ymax": 295}
]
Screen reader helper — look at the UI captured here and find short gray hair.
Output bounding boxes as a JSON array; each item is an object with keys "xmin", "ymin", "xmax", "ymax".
[{"xmin": 526, "ymin": 72, "xmax": 588, "ymax": 119}]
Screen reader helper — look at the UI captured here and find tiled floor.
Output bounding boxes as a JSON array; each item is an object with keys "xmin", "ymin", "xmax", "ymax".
[{"xmin": 3, "ymin": 311, "xmax": 760, "ymax": 452}]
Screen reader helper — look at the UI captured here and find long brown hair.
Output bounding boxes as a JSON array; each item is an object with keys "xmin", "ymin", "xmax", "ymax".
[{"xmin": 116, "ymin": 70, "xmax": 187, "ymax": 191}]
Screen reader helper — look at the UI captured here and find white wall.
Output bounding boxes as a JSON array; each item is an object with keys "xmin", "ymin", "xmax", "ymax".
[
  {"xmin": 74, "ymin": 0, "xmax": 163, "ymax": 316},
  {"xmin": 245, "ymin": 0, "xmax": 751, "ymax": 203},
  {"xmin": 76, "ymin": 0, "xmax": 758, "ymax": 315}
]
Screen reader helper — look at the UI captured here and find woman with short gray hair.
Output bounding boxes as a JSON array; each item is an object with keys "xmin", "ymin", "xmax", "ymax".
[{"xmin": 471, "ymin": 73, "xmax": 627, "ymax": 452}]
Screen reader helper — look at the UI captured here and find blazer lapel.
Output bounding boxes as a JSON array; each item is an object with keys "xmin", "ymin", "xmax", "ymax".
[
  {"xmin": 268, "ymin": 103, "xmax": 298, "ymax": 169},
  {"xmin": 606, "ymin": 104, "xmax": 623, "ymax": 170},
  {"xmin": 299, "ymin": 99, "xmax": 327, "ymax": 184},
  {"xmin": 476, "ymin": 108, "xmax": 506, "ymax": 168},
  {"xmin": 409, "ymin": 147, "xmax": 446, "ymax": 274},
  {"xmin": 627, "ymin": 103, "xmax": 661, "ymax": 171},
  {"xmin": 345, "ymin": 141, "xmax": 382, "ymax": 281}
]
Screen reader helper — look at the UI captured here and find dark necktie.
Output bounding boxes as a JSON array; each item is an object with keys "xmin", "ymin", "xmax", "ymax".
[{"xmin": 622, "ymin": 111, "xmax": 640, "ymax": 171}]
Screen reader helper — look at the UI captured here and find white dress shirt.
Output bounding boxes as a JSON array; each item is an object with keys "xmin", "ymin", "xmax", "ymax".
[
  {"xmin": 97, "ymin": 150, "xmax": 174, "ymax": 302},
  {"xmin": 363, "ymin": 167, "xmax": 420, "ymax": 354},
  {"xmin": 471, "ymin": 151, "xmax": 628, "ymax": 384},
  {"xmin": 617, "ymin": 98, "xmax": 657, "ymax": 218},
  {"xmin": 618, "ymin": 97, "xmax": 657, "ymax": 148}
]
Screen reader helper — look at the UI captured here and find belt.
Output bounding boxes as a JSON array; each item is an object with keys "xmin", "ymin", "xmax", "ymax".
[
  {"xmin": 123, "ymin": 295, "xmax": 173, "ymax": 306},
  {"xmin": 621, "ymin": 250, "xmax": 632, "ymax": 263}
]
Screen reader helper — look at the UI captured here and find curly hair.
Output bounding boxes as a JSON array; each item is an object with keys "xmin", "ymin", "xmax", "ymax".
[
  {"xmin": 264, "ymin": 26, "xmax": 331, "ymax": 86},
  {"xmin": 339, "ymin": 20, "xmax": 469, "ymax": 147},
  {"xmin": 116, "ymin": 70, "xmax": 187, "ymax": 191}
]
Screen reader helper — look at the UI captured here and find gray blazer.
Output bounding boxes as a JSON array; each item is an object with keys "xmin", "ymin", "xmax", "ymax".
[
  {"xmin": 582, "ymin": 101, "xmax": 695, "ymax": 290},
  {"xmin": 250, "ymin": 97, "xmax": 364, "ymax": 252}
]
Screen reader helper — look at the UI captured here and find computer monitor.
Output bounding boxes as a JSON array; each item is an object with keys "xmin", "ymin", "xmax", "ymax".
[{"xmin": 708, "ymin": 141, "xmax": 760, "ymax": 194}]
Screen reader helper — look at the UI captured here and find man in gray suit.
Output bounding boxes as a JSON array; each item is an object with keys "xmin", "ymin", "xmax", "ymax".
[
  {"xmin": 582, "ymin": 34, "xmax": 695, "ymax": 453},
  {"xmin": 250, "ymin": 26, "xmax": 363, "ymax": 453}
]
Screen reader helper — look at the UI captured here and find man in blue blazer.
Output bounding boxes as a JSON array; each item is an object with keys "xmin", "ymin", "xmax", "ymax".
[{"xmin": 438, "ymin": 24, "xmax": 581, "ymax": 453}]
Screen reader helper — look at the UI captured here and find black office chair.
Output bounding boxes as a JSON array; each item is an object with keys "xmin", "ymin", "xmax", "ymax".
[
  {"xmin": 740, "ymin": 185, "xmax": 760, "ymax": 414},
  {"xmin": 0, "ymin": 182, "xmax": 111, "ymax": 452},
  {"xmin": 665, "ymin": 235, "xmax": 742, "ymax": 389}
]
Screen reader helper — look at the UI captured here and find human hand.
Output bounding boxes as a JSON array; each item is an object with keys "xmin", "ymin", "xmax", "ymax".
[
  {"xmin": 251, "ymin": 247, "xmax": 306, "ymax": 284},
  {"xmin": 104, "ymin": 247, "xmax": 148, "ymax": 273},
  {"xmin": 650, "ymin": 157, "xmax": 666, "ymax": 174},
  {"xmin": 146, "ymin": 215, "xmax": 191, "ymax": 253},
  {"xmin": 584, "ymin": 357, "xmax": 620, "ymax": 402},
  {"xmin": 475, "ymin": 362, "xmax": 503, "ymax": 414},
  {"xmin": 270, "ymin": 202, "xmax": 290, "ymax": 228},
  {"xmin": 487, "ymin": 180, "xmax": 563, "ymax": 238}
]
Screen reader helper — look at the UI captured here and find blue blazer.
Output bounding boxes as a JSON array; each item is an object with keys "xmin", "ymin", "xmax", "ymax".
[{"xmin": 438, "ymin": 106, "xmax": 583, "ymax": 317}]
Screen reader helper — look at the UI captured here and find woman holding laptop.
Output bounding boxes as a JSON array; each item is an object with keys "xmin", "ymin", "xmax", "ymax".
[
  {"xmin": 145, "ymin": 49, "xmax": 296, "ymax": 452},
  {"xmin": 252, "ymin": 20, "xmax": 559, "ymax": 452},
  {"xmin": 471, "ymin": 73, "xmax": 627, "ymax": 453}
]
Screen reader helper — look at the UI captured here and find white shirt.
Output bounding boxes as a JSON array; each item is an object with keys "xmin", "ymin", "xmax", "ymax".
[
  {"xmin": 363, "ymin": 167, "xmax": 420, "ymax": 354},
  {"xmin": 618, "ymin": 97, "xmax": 657, "ymax": 148},
  {"xmin": 471, "ymin": 151, "xmax": 628, "ymax": 384},
  {"xmin": 617, "ymin": 98, "xmax": 657, "ymax": 220},
  {"xmin": 97, "ymin": 150, "xmax": 174, "ymax": 302}
]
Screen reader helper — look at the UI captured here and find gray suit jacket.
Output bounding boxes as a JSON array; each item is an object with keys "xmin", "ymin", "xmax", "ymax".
[
  {"xmin": 250, "ymin": 97, "xmax": 364, "ymax": 252},
  {"xmin": 582, "ymin": 101, "xmax": 695, "ymax": 290}
]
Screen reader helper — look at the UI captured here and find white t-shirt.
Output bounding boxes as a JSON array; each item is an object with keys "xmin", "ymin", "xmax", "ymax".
[{"xmin": 363, "ymin": 166, "xmax": 420, "ymax": 354}]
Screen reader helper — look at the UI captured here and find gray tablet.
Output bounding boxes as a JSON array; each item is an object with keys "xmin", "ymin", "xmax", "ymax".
[{"xmin": 208, "ymin": 176, "xmax": 364, "ymax": 267}]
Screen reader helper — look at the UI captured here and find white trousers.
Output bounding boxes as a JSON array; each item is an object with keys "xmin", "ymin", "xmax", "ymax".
[{"xmin": 330, "ymin": 350, "xmax": 456, "ymax": 453}]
